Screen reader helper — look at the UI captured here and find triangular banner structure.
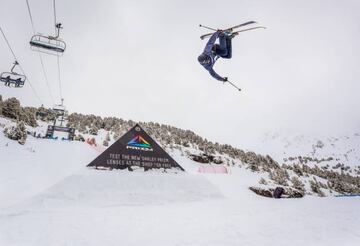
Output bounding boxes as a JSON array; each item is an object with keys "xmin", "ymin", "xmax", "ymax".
[{"xmin": 87, "ymin": 124, "xmax": 184, "ymax": 171}]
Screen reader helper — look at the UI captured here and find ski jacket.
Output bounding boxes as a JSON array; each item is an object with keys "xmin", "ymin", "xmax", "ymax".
[{"xmin": 199, "ymin": 31, "xmax": 225, "ymax": 82}]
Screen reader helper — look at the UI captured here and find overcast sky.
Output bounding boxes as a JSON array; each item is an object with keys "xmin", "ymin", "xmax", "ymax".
[{"xmin": 1, "ymin": 0, "xmax": 360, "ymax": 149}]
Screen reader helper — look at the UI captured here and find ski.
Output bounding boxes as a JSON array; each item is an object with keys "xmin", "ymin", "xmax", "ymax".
[
  {"xmin": 201, "ymin": 25, "xmax": 266, "ymax": 40},
  {"xmin": 231, "ymin": 26, "xmax": 266, "ymax": 36},
  {"xmin": 200, "ymin": 21, "xmax": 257, "ymax": 40},
  {"xmin": 225, "ymin": 21, "xmax": 257, "ymax": 32}
]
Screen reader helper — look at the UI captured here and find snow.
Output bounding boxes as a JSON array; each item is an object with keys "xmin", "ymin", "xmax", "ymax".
[
  {"xmin": 0, "ymin": 116, "xmax": 360, "ymax": 245},
  {"xmin": 250, "ymin": 131, "xmax": 360, "ymax": 169},
  {"xmin": 0, "ymin": 117, "xmax": 97, "ymax": 209},
  {"xmin": 19, "ymin": 170, "xmax": 224, "ymax": 208}
]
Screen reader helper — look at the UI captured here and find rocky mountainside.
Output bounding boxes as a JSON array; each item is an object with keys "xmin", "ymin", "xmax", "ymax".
[{"xmin": 258, "ymin": 132, "xmax": 360, "ymax": 169}]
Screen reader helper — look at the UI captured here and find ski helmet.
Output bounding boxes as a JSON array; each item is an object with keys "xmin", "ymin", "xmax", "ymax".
[{"xmin": 198, "ymin": 54, "xmax": 211, "ymax": 65}]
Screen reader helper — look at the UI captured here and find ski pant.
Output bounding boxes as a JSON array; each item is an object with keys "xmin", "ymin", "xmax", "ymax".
[{"xmin": 213, "ymin": 33, "xmax": 232, "ymax": 59}]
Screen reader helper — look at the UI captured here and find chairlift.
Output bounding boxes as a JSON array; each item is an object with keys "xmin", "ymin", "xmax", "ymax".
[
  {"xmin": 0, "ymin": 61, "xmax": 26, "ymax": 88},
  {"xmin": 30, "ymin": 23, "xmax": 66, "ymax": 55},
  {"xmin": 52, "ymin": 104, "xmax": 66, "ymax": 115},
  {"xmin": 52, "ymin": 98, "xmax": 67, "ymax": 116}
]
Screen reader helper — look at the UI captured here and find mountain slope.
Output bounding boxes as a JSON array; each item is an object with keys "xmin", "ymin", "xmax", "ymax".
[{"xmin": 0, "ymin": 116, "xmax": 360, "ymax": 246}]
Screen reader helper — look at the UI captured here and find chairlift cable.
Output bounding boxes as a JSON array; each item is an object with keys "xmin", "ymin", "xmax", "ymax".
[
  {"xmin": 53, "ymin": 0, "xmax": 64, "ymax": 102},
  {"xmin": 25, "ymin": 0, "xmax": 36, "ymax": 34},
  {"xmin": 0, "ymin": 26, "xmax": 43, "ymax": 104},
  {"xmin": 57, "ymin": 55, "xmax": 63, "ymax": 100},
  {"xmin": 38, "ymin": 53, "xmax": 55, "ymax": 103},
  {"xmin": 0, "ymin": 26, "xmax": 17, "ymax": 59},
  {"xmin": 25, "ymin": 0, "xmax": 55, "ymax": 105},
  {"xmin": 53, "ymin": 0, "xmax": 57, "ymax": 32}
]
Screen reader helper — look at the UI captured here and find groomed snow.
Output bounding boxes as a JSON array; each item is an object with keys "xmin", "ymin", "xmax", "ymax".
[
  {"xmin": 0, "ymin": 117, "xmax": 359, "ymax": 246},
  {"xmin": 18, "ymin": 170, "xmax": 224, "ymax": 208}
]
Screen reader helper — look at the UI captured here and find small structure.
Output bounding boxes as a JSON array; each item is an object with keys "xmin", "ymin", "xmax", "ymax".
[
  {"xmin": 198, "ymin": 165, "xmax": 229, "ymax": 174},
  {"xmin": 45, "ymin": 125, "xmax": 75, "ymax": 140},
  {"xmin": 45, "ymin": 99, "xmax": 75, "ymax": 140}
]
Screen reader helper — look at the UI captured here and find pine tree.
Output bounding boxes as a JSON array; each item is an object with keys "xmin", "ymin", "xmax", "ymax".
[
  {"xmin": 291, "ymin": 176, "xmax": 305, "ymax": 192},
  {"xmin": 4, "ymin": 121, "xmax": 27, "ymax": 145},
  {"xmin": 89, "ymin": 125, "xmax": 99, "ymax": 135},
  {"xmin": 105, "ymin": 132, "xmax": 111, "ymax": 142},
  {"xmin": 2, "ymin": 97, "xmax": 20, "ymax": 119},
  {"xmin": 18, "ymin": 107, "xmax": 37, "ymax": 127}
]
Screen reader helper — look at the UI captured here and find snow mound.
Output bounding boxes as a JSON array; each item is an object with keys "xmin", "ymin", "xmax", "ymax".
[
  {"xmin": 19, "ymin": 169, "xmax": 224, "ymax": 209},
  {"xmin": 0, "ymin": 133, "xmax": 97, "ymax": 209}
]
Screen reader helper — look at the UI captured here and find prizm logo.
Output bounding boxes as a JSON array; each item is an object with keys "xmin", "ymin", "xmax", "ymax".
[{"xmin": 126, "ymin": 135, "xmax": 153, "ymax": 151}]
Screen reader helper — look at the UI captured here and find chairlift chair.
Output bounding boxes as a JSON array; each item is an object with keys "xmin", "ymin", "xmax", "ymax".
[
  {"xmin": 29, "ymin": 23, "xmax": 66, "ymax": 55},
  {"xmin": 52, "ymin": 104, "xmax": 66, "ymax": 116},
  {"xmin": 0, "ymin": 61, "xmax": 26, "ymax": 88}
]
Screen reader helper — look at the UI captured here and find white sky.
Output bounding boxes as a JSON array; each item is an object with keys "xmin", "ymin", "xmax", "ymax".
[{"xmin": 1, "ymin": 0, "xmax": 360, "ymax": 149}]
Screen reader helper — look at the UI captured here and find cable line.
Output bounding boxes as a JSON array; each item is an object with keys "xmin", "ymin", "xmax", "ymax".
[
  {"xmin": 25, "ymin": 0, "xmax": 36, "ymax": 34},
  {"xmin": 53, "ymin": 0, "xmax": 64, "ymax": 102},
  {"xmin": 53, "ymin": 0, "xmax": 57, "ymax": 32},
  {"xmin": 57, "ymin": 55, "xmax": 63, "ymax": 100},
  {"xmin": 0, "ymin": 26, "xmax": 43, "ymax": 104},
  {"xmin": 38, "ymin": 53, "xmax": 54, "ymax": 103},
  {"xmin": 25, "ymin": 0, "xmax": 55, "ymax": 105}
]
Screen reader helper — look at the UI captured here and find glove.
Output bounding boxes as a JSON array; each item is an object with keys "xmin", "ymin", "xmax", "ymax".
[{"xmin": 223, "ymin": 77, "xmax": 228, "ymax": 82}]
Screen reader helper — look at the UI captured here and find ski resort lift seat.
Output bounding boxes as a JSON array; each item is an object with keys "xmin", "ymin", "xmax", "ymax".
[
  {"xmin": 30, "ymin": 34, "xmax": 66, "ymax": 55},
  {"xmin": 0, "ymin": 72, "xmax": 26, "ymax": 88},
  {"xmin": 52, "ymin": 104, "xmax": 66, "ymax": 115}
]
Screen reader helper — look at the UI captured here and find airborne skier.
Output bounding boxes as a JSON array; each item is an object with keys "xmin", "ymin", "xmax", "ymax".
[
  {"xmin": 198, "ymin": 21, "xmax": 265, "ymax": 91},
  {"xmin": 197, "ymin": 30, "xmax": 234, "ymax": 82}
]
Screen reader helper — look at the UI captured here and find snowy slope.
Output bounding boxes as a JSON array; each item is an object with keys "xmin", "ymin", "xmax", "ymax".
[
  {"xmin": 0, "ymin": 117, "xmax": 98, "ymax": 208},
  {"xmin": 1, "ymin": 169, "xmax": 359, "ymax": 246},
  {"xmin": 20, "ymin": 170, "xmax": 224, "ymax": 208},
  {"xmin": 0, "ymin": 117, "xmax": 360, "ymax": 246},
  {"xmin": 252, "ymin": 131, "xmax": 360, "ymax": 169}
]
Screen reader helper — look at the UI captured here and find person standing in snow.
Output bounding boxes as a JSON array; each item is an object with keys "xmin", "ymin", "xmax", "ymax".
[
  {"xmin": 273, "ymin": 187, "xmax": 285, "ymax": 199},
  {"xmin": 197, "ymin": 30, "xmax": 235, "ymax": 82}
]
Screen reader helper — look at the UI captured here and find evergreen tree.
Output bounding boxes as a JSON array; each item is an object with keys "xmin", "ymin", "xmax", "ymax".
[
  {"xmin": 4, "ymin": 121, "xmax": 27, "ymax": 145},
  {"xmin": 2, "ymin": 97, "xmax": 20, "ymax": 119},
  {"xmin": 105, "ymin": 132, "xmax": 111, "ymax": 142},
  {"xmin": 18, "ymin": 107, "xmax": 38, "ymax": 127},
  {"xmin": 89, "ymin": 125, "xmax": 99, "ymax": 135}
]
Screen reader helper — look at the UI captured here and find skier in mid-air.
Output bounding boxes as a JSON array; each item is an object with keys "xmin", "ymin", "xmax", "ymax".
[
  {"xmin": 198, "ymin": 30, "xmax": 235, "ymax": 82},
  {"xmin": 197, "ymin": 21, "xmax": 265, "ymax": 91}
]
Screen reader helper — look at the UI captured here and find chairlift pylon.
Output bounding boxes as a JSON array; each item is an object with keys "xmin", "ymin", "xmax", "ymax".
[
  {"xmin": 0, "ymin": 61, "xmax": 26, "ymax": 88},
  {"xmin": 29, "ymin": 23, "xmax": 66, "ymax": 55}
]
